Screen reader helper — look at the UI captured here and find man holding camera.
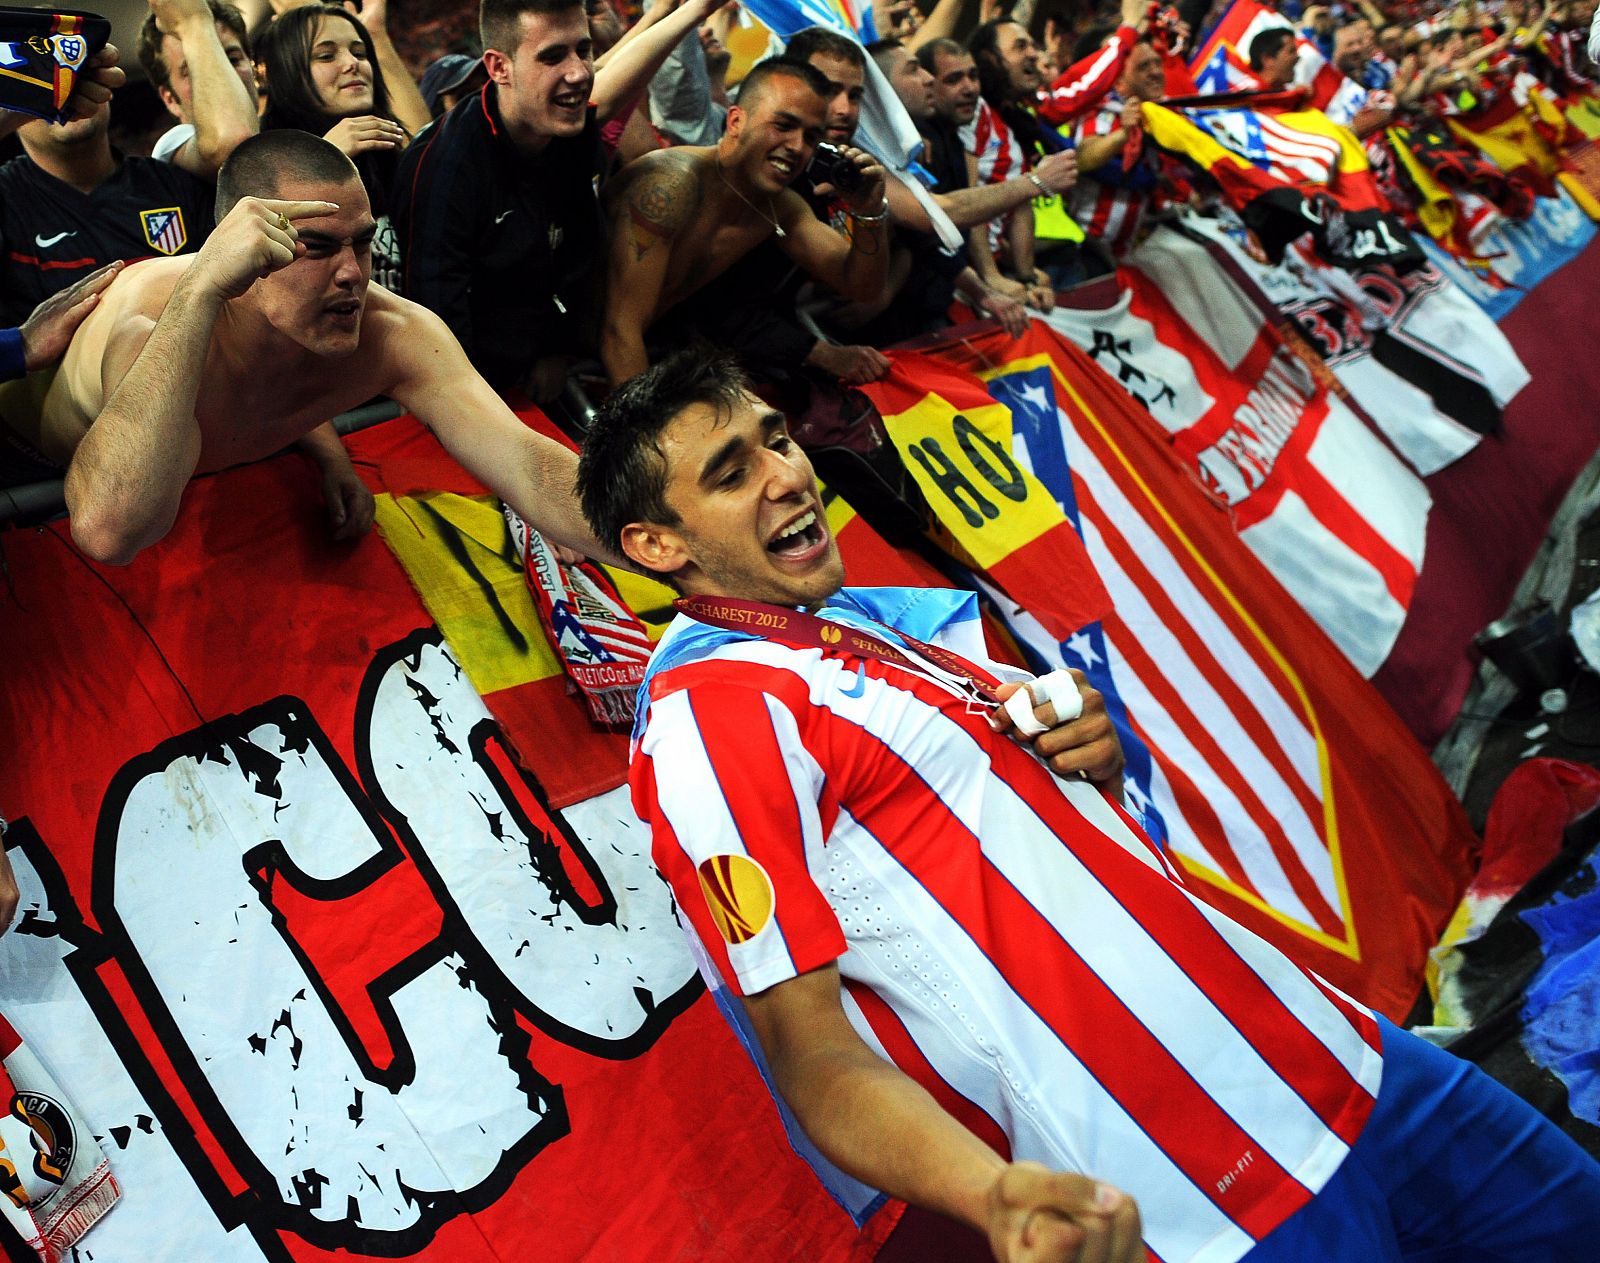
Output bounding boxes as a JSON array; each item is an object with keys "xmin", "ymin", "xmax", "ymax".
[{"xmin": 599, "ymin": 58, "xmax": 889, "ymax": 386}]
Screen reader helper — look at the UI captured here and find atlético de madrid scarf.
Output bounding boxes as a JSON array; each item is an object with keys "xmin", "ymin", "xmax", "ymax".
[{"xmin": 0, "ymin": 9, "xmax": 111, "ymax": 124}]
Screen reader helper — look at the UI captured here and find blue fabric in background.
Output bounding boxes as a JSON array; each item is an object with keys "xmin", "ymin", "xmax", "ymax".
[
  {"xmin": 1520, "ymin": 861, "xmax": 1600, "ymax": 1128},
  {"xmin": 1421, "ymin": 190, "xmax": 1597, "ymax": 319}
]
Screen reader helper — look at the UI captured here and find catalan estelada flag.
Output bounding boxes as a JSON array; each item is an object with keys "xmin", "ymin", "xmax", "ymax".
[{"xmin": 863, "ymin": 355, "xmax": 1112, "ymax": 642}]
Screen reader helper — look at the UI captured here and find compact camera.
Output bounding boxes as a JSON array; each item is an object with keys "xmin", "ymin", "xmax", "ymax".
[{"xmin": 808, "ymin": 142, "xmax": 866, "ymax": 194}]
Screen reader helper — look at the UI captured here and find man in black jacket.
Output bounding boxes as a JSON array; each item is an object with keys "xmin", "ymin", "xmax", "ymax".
[{"xmin": 391, "ymin": 0, "xmax": 719, "ymax": 400}]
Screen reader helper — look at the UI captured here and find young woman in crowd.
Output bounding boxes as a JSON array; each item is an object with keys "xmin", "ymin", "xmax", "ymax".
[{"xmin": 254, "ymin": 1, "xmax": 430, "ymax": 290}]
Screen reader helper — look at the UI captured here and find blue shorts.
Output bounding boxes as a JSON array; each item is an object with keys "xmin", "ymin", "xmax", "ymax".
[{"xmin": 1247, "ymin": 1017, "xmax": 1600, "ymax": 1261}]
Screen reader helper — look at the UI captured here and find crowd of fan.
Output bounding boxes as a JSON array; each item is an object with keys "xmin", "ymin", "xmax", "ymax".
[{"xmin": 2, "ymin": 0, "xmax": 1597, "ymax": 438}]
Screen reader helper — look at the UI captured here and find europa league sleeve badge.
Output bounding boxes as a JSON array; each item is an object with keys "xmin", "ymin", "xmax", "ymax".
[{"xmin": 0, "ymin": 8, "xmax": 112, "ymax": 125}]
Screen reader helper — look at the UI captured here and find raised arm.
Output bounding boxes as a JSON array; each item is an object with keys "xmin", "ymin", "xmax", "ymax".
[
  {"xmin": 385, "ymin": 299, "xmax": 615, "ymax": 561},
  {"xmin": 776, "ymin": 147, "xmax": 890, "ymax": 303},
  {"xmin": 66, "ymin": 198, "xmax": 332, "ymax": 564},
  {"xmin": 1454, "ymin": 30, "xmax": 1517, "ymax": 73},
  {"xmin": 745, "ymin": 965, "xmax": 1143, "ymax": 1263},
  {"xmin": 904, "ymin": 0, "xmax": 970, "ymax": 54},
  {"xmin": 1037, "ymin": 0, "xmax": 1144, "ymax": 126},
  {"xmin": 600, "ymin": 152, "xmax": 699, "ymax": 384},
  {"xmin": 1515, "ymin": 0, "xmax": 1557, "ymax": 48},
  {"xmin": 149, "ymin": 0, "xmax": 259, "ymax": 178},
  {"xmin": 347, "ymin": 0, "xmax": 431, "ymax": 133},
  {"xmin": 936, "ymin": 148, "xmax": 1076, "ymax": 228},
  {"xmin": 594, "ymin": 0, "xmax": 677, "ymax": 70},
  {"xmin": 591, "ymin": 0, "xmax": 720, "ymax": 123}
]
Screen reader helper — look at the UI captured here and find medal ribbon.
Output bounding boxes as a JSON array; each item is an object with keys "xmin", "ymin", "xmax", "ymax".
[{"xmin": 675, "ymin": 595, "xmax": 1003, "ymax": 705}]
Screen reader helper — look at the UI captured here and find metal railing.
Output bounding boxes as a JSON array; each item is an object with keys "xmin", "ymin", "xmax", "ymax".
[{"xmin": 0, "ymin": 398, "xmax": 405, "ymax": 527}]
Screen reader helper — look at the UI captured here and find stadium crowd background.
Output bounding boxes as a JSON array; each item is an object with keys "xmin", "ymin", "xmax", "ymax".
[{"xmin": 4, "ymin": 0, "xmax": 1599, "ymax": 422}]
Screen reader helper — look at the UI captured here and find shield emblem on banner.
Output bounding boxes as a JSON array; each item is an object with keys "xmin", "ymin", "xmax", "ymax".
[
  {"xmin": 51, "ymin": 34, "xmax": 86, "ymax": 70},
  {"xmin": 140, "ymin": 208, "xmax": 187, "ymax": 256}
]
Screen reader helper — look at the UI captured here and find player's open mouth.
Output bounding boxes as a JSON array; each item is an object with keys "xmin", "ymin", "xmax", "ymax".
[
  {"xmin": 767, "ymin": 508, "xmax": 827, "ymax": 561},
  {"xmin": 325, "ymin": 299, "xmax": 360, "ymax": 321},
  {"xmin": 552, "ymin": 89, "xmax": 586, "ymax": 111},
  {"xmin": 769, "ymin": 154, "xmax": 797, "ymax": 179}
]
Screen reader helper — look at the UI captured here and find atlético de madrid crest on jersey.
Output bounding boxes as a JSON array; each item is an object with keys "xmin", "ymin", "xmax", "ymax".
[{"xmin": 140, "ymin": 207, "xmax": 187, "ymax": 256}]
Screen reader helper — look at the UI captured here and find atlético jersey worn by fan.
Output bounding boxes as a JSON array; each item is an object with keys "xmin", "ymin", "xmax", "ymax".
[
  {"xmin": 0, "ymin": 152, "xmax": 212, "ymax": 323},
  {"xmin": 630, "ymin": 586, "xmax": 1384, "ymax": 1263},
  {"xmin": 1069, "ymin": 91, "xmax": 1156, "ymax": 257},
  {"xmin": 960, "ymin": 100, "xmax": 1028, "ymax": 255}
]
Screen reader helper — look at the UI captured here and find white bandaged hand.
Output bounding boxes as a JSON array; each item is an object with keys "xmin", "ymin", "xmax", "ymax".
[{"xmin": 1001, "ymin": 669, "xmax": 1084, "ymax": 736}]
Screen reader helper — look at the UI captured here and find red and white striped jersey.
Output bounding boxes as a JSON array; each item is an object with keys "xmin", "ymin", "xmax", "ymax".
[
  {"xmin": 1068, "ymin": 93, "xmax": 1150, "ymax": 257},
  {"xmin": 631, "ymin": 592, "xmax": 1384, "ymax": 1263},
  {"xmin": 960, "ymin": 98, "xmax": 1026, "ymax": 187},
  {"xmin": 960, "ymin": 100, "xmax": 1029, "ymax": 255},
  {"xmin": 1037, "ymin": 24, "xmax": 1135, "ymax": 126}
]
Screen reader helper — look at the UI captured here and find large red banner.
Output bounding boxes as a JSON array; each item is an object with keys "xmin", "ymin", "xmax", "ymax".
[{"xmin": 0, "ymin": 447, "xmax": 898, "ymax": 1261}]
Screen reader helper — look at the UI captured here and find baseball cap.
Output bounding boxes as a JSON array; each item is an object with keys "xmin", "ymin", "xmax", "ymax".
[{"xmin": 419, "ymin": 53, "xmax": 486, "ymax": 116}]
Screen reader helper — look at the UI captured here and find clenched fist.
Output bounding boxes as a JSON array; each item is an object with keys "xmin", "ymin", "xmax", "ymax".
[
  {"xmin": 189, "ymin": 197, "xmax": 339, "ymax": 300},
  {"xmin": 1030, "ymin": 149, "xmax": 1079, "ymax": 195}
]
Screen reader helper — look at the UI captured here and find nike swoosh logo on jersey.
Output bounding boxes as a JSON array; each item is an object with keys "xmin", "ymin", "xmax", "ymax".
[
  {"xmin": 840, "ymin": 666, "xmax": 866, "ymax": 698},
  {"xmin": 34, "ymin": 230, "xmax": 76, "ymax": 248},
  {"xmin": 494, "ymin": 210, "xmax": 513, "ymax": 224}
]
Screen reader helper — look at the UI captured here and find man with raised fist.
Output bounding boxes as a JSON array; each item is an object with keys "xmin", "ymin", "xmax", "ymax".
[{"xmin": 17, "ymin": 130, "xmax": 605, "ymax": 567}]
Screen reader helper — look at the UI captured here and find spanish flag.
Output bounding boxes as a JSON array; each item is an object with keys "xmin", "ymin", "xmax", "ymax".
[
  {"xmin": 863, "ymin": 355, "xmax": 1111, "ymax": 641},
  {"xmin": 1447, "ymin": 89, "xmax": 1600, "ymax": 219},
  {"xmin": 1386, "ymin": 125, "xmax": 1462, "ymax": 244}
]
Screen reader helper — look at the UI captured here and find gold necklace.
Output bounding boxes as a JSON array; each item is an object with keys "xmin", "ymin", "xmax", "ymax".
[{"xmin": 716, "ymin": 159, "xmax": 785, "ymax": 239}]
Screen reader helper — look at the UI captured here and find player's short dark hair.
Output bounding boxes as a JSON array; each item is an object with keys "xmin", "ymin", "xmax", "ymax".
[
  {"xmin": 1247, "ymin": 27, "xmax": 1295, "ymax": 70},
  {"xmin": 137, "ymin": 0, "xmax": 249, "ymax": 94},
  {"xmin": 783, "ymin": 24, "xmax": 866, "ymax": 71},
  {"xmin": 215, "ymin": 129, "xmax": 361, "ymax": 222},
  {"xmin": 480, "ymin": 0, "xmax": 583, "ymax": 55},
  {"xmin": 915, "ymin": 37, "xmax": 965, "ymax": 75},
  {"xmin": 578, "ymin": 349, "xmax": 751, "ymax": 556},
  {"xmin": 738, "ymin": 58, "xmax": 832, "ymax": 113}
]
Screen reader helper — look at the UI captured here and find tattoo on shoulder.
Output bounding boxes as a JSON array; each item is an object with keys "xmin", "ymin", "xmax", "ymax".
[{"xmin": 625, "ymin": 158, "xmax": 701, "ymax": 260}]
